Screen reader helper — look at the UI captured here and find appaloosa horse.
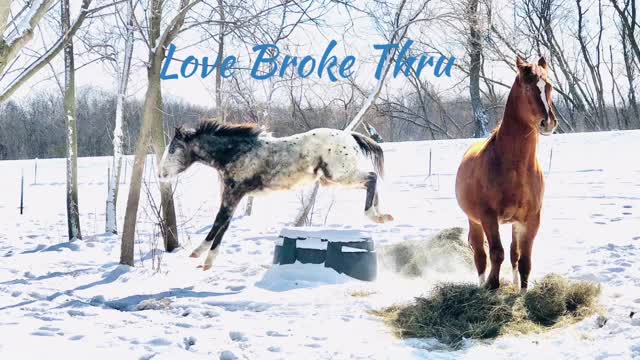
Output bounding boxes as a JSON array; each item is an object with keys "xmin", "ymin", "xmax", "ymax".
[
  {"xmin": 159, "ymin": 121, "xmax": 393, "ymax": 270},
  {"xmin": 455, "ymin": 56, "xmax": 557, "ymax": 291}
]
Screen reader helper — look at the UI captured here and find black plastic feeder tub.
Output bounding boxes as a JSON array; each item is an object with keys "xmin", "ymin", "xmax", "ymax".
[{"xmin": 272, "ymin": 227, "xmax": 377, "ymax": 281}]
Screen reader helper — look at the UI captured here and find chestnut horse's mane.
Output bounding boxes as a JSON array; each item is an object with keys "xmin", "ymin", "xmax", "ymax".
[{"xmin": 194, "ymin": 120, "xmax": 263, "ymax": 138}]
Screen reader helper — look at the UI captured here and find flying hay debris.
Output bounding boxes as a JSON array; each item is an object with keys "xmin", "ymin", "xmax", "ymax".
[{"xmin": 378, "ymin": 227, "xmax": 474, "ymax": 277}]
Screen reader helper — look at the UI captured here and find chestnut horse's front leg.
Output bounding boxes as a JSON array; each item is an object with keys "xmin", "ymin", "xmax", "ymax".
[
  {"xmin": 515, "ymin": 212, "xmax": 541, "ymax": 291},
  {"xmin": 510, "ymin": 223, "xmax": 523, "ymax": 287},
  {"xmin": 480, "ymin": 212, "xmax": 504, "ymax": 290},
  {"xmin": 468, "ymin": 220, "xmax": 487, "ymax": 285}
]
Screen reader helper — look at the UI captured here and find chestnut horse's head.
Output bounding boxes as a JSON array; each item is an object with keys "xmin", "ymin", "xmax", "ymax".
[{"xmin": 515, "ymin": 56, "xmax": 558, "ymax": 136}]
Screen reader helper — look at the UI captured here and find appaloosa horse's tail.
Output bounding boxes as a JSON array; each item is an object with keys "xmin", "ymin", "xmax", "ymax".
[{"xmin": 351, "ymin": 133, "xmax": 384, "ymax": 178}]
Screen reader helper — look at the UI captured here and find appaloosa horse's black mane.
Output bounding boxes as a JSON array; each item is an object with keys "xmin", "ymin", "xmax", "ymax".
[{"xmin": 191, "ymin": 120, "xmax": 263, "ymax": 139}]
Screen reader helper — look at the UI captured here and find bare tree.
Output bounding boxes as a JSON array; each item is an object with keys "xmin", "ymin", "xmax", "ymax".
[
  {"xmin": 215, "ymin": 0, "xmax": 225, "ymax": 121},
  {"xmin": 61, "ymin": 0, "xmax": 81, "ymax": 240},
  {"xmin": 106, "ymin": 0, "xmax": 135, "ymax": 234},
  {"xmin": 610, "ymin": 0, "xmax": 639, "ymax": 62},
  {"xmin": 0, "ymin": 0, "xmax": 54, "ymax": 76},
  {"xmin": 467, "ymin": 0, "xmax": 489, "ymax": 137},
  {"xmin": 120, "ymin": 0, "xmax": 196, "ymax": 265},
  {"xmin": 0, "ymin": 0, "xmax": 98, "ymax": 102},
  {"xmin": 621, "ymin": 26, "xmax": 639, "ymax": 123},
  {"xmin": 294, "ymin": 0, "xmax": 431, "ymax": 226},
  {"xmin": 576, "ymin": 0, "xmax": 607, "ymax": 129}
]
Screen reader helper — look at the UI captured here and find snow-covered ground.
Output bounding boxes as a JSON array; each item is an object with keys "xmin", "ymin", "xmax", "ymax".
[{"xmin": 1, "ymin": 130, "xmax": 639, "ymax": 359}]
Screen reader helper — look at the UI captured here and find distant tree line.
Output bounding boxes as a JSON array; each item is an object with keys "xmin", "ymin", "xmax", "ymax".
[
  {"xmin": 1, "ymin": 83, "xmax": 638, "ymax": 161},
  {"xmin": 0, "ymin": 87, "xmax": 213, "ymax": 160}
]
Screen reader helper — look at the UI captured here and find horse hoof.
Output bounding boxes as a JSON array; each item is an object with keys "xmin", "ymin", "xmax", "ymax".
[
  {"xmin": 484, "ymin": 280, "xmax": 500, "ymax": 291},
  {"xmin": 374, "ymin": 214, "xmax": 394, "ymax": 223},
  {"xmin": 202, "ymin": 264, "xmax": 212, "ymax": 271},
  {"xmin": 190, "ymin": 251, "xmax": 201, "ymax": 258}
]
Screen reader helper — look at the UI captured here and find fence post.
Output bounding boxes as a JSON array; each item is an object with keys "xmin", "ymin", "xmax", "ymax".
[
  {"xmin": 33, "ymin": 158, "xmax": 38, "ymax": 185},
  {"xmin": 20, "ymin": 169, "xmax": 24, "ymax": 215},
  {"xmin": 428, "ymin": 148, "xmax": 432, "ymax": 177}
]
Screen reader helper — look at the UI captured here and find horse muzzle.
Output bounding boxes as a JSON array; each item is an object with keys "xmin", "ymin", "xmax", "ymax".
[
  {"xmin": 538, "ymin": 117, "xmax": 557, "ymax": 136},
  {"xmin": 158, "ymin": 169, "xmax": 177, "ymax": 182}
]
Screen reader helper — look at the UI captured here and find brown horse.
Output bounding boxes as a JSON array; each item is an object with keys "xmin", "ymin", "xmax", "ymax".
[{"xmin": 455, "ymin": 56, "xmax": 558, "ymax": 291}]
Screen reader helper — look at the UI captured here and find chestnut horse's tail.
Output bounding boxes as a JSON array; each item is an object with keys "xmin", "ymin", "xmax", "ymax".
[{"xmin": 351, "ymin": 132, "xmax": 384, "ymax": 178}]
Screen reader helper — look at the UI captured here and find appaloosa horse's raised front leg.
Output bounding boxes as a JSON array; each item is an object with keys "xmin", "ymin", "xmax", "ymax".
[
  {"xmin": 191, "ymin": 188, "xmax": 243, "ymax": 270},
  {"xmin": 362, "ymin": 171, "xmax": 393, "ymax": 224},
  {"xmin": 468, "ymin": 220, "xmax": 487, "ymax": 286},
  {"xmin": 480, "ymin": 213, "xmax": 504, "ymax": 290}
]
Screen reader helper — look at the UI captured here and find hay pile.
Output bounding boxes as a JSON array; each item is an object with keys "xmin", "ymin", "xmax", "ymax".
[
  {"xmin": 373, "ymin": 274, "xmax": 601, "ymax": 347},
  {"xmin": 524, "ymin": 274, "xmax": 601, "ymax": 325},
  {"xmin": 378, "ymin": 227, "xmax": 474, "ymax": 277}
]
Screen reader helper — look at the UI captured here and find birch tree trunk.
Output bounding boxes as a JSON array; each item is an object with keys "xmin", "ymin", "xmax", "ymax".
[
  {"xmin": 467, "ymin": 0, "xmax": 489, "ymax": 138},
  {"xmin": 106, "ymin": 1, "xmax": 134, "ymax": 234},
  {"xmin": 62, "ymin": 0, "xmax": 81, "ymax": 240}
]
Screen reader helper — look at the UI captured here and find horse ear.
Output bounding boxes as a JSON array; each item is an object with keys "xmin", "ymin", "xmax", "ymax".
[
  {"xmin": 174, "ymin": 126, "xmax": 184, "ymax": 140},
  {"xmin": 516, "ymin": 55, "xmax": 526, "ymax": 70},
  {"xmin": 538, "ymin": 56, "xmax": 547, "ymax": 69}
]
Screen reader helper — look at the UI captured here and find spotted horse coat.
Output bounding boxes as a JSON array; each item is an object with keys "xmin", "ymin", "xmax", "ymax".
[{"xmin": 159, "ymin": 121, "xmax": 393, "ymax": 270}]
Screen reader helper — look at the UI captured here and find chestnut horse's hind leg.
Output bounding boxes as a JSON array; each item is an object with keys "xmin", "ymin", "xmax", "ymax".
[
  {"xmin": 516, "ymin": 213, "xmax": 541, "ymax": 291},
  {"xmin": 468, "ymin": 220, "xmax": 487, "ymax": 285},
  {"xmin": 362, "ymin": 172, "xmax": 393, "ymax": 224},
  {"xmin": 480, "ymin": 213, "xmax": 504, "ymax": 290}
]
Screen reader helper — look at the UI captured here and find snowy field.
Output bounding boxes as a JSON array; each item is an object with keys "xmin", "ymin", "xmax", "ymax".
[{"xmin": 1, "ymin": 130, "xmax": 639, "ymax": 359}]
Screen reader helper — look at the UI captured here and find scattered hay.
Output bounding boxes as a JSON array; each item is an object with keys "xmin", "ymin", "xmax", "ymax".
[
  {"xmin": 565, "ymin": 280, "xmax": 602, "ymax": 314},
  {"xmin": 373, "ymin": 274, "xmax": 601, "ymax": 347},
  {"xmin": 136, "ymin": 298, "xmax": 173, "ymax": 311},
  {"xmin": 378, "ymin": 227, "xmax": 473, "ymax": 277},
  {"xmin": 350, "ymin": 290, "xmax": 377, "ymax": 298},
  {"xmin": 524, "ymin": 274, "xmax": 601, "ymax": 326},
  {"xmin": 372, "ymin": 283, "xmax": 513, "ymax": 345},
  {"xmin": 524, "ymin": 274, "xmax": 569, "ymax": 325}
]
